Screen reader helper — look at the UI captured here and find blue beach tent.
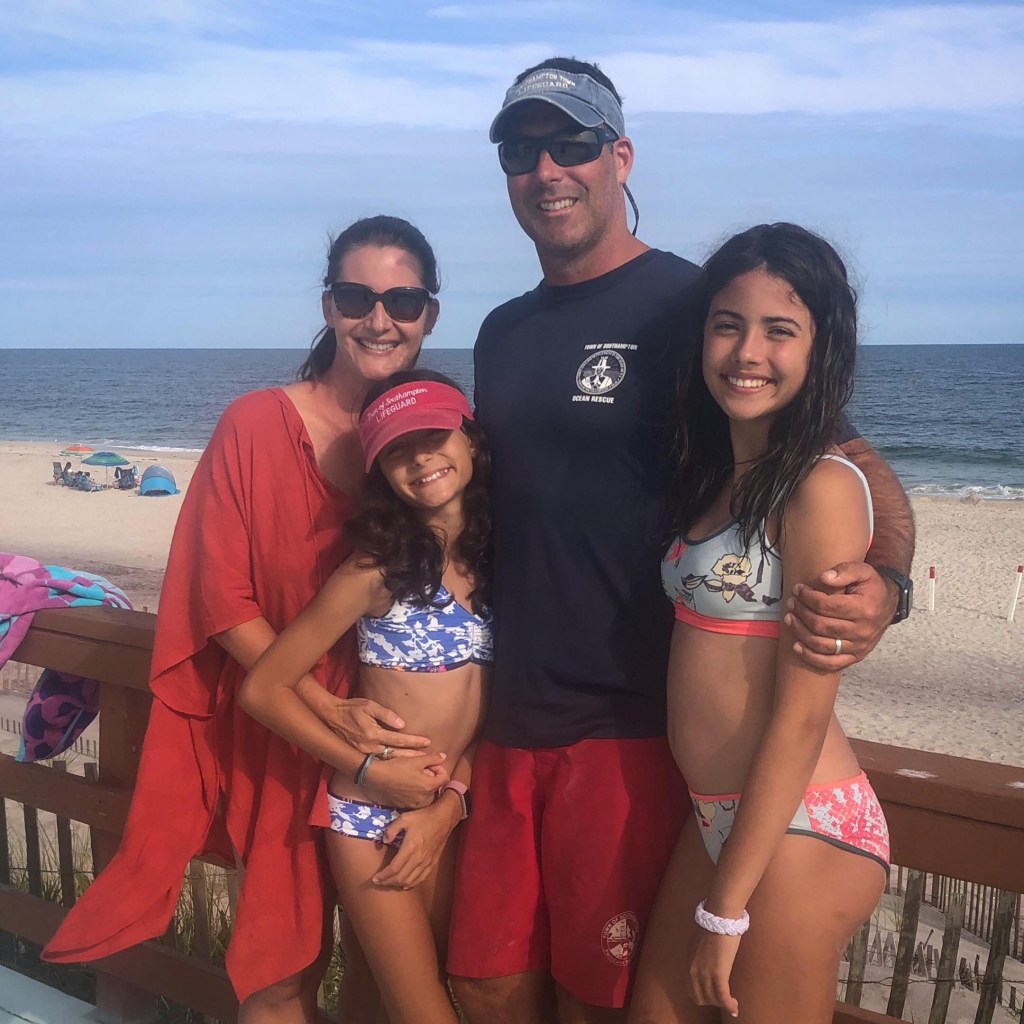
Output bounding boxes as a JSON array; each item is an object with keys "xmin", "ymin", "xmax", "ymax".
[{"xmin": 139, "ymin": 465, "xmax": 180, "ymax": 496}]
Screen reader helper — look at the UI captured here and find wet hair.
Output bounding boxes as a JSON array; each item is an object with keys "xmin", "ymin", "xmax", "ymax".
[
  {"xmin": 514, "ymin": 57, "xmax": 623, "ymax": 104},
  {"xmin": 670, "ymin": 222, "xmax": 858, "ymax": 550},
  {"xmin": 347, "ymin": 369, "xmax": 492, "ymax": 614},
  {"xmin": 297, "ymin": 215, "xmax": 440, "ymax": 381}
]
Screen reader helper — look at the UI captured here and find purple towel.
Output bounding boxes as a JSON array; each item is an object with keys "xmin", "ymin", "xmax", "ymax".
[
  {"xmin": 20, "ymin": 669, "xmax": 100, "ymax": 760},
  {"xmin": 0, "ymin": 552, "xmax": 132, "ymax": 762}
]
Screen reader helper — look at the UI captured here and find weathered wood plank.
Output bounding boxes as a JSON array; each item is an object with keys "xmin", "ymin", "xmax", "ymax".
[
  {"xmin": 93, "ymin": 682, "xmax": 154, "ymax": 1020},
  {"xmin": 853, "ymin": 739, "xmax": 1024, "ymax": 830},
  {"xmin": 883, "ymin": 803, "xmax": 1024, "ymax": 892},
  {"xmin": 23, "ymin": 804, "xmax": 42, "ymax": 898},
  {"xmin": 975, "ymin": 889, "xmax": 1016, "ymax": 1024},
  {"xmin": 887, "ymin": 869, "xmax": 924, "ymax": 1018},
  {"xmin": 845, "ymin": 918, "xmax": 871, "ymax": 1006},
  {"xmin": 14, "ymin": 607, "xmax": 155, "ymax": 692},
  {"xmin": 929, "ymin": 890, "xmax": 966, "ymax": 1024},
  {"xmin": 0, "ymin": 754, "xmax": 131, "ymax": 830}
]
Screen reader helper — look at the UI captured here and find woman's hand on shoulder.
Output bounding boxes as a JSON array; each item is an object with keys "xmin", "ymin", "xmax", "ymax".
[{"xmin": 371, "ymin": 796, "xmax": 463, "ymax": 890}]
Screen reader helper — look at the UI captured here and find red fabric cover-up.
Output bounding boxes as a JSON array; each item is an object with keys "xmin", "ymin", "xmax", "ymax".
[{"xmin": 43, "ymin": 388, "xmax": 358, "ymax": 1002}]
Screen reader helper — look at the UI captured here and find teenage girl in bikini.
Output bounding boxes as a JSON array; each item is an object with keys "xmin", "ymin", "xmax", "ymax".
[
  {"xmin": 240, "ymin": 369, "xmax": 491, "ymax": 1024},
  {"xmin": 630, "ymin": 223, "xmax": 889, "ymax": 1023}
]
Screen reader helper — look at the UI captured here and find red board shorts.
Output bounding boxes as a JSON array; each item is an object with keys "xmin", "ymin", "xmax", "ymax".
[{"xmin": 447, "ymin": 736, "xmax": 688, "ymax": 1008}]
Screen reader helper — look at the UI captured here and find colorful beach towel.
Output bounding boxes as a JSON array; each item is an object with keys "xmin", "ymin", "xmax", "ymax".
[{"xmin": 0, "ymin": 553, "xmax": 132, "ymax": 761}]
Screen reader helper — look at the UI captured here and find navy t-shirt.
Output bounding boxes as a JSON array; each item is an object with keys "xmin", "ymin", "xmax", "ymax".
[{"xmin": 475, "ymin": 249, "xmax": 700, "ymax": 747}]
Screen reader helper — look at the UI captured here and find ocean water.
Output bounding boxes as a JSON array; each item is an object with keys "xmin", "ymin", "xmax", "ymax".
[{"xmin": 1, "ymin": 344, "xmax": 1021, "ymax": 499}]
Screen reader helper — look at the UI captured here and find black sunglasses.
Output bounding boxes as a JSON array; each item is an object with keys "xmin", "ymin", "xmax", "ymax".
[
  {"xmin": 498, "ymin": 125, "xmax": 619, "ymax": 176},
  {"xmin": 328, "ymin": 283, "xmax": 431, "ymax": 323}
]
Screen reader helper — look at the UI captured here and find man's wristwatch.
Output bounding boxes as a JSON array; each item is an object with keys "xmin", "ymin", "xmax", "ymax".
[
  {"xmin": 438, "ymin": 781, "xmax": 470, "ymax": 821},
  {"xmin": 875, "ymin": 566, "xmax": 913, "ymax": 623}
]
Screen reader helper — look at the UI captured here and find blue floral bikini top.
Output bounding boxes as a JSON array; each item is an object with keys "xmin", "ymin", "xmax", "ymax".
[{"xmin": 356, "ymin": 585, "xmax": 494, "ymax": 673}]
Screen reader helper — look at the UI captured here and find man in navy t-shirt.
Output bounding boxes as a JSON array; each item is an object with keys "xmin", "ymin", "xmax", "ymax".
[{"xmin": 448, "ymin": 57, "xmax": 914, "ymax": 1024}]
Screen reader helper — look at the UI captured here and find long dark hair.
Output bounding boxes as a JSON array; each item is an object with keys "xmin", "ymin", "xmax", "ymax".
[
  {"xmin": 671, "ymin": 222, "xmax": 858, "ymax": 549},
  {"xmin": 297, "ymin": 215, "xmax": 441, "ymax": 381},
  {"xmin": 347, "ymin": 369, "xmax": 492, "ymax": 613}
]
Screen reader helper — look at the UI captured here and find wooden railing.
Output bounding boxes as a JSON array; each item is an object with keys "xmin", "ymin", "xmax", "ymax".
[
  {"xmin": 0, "ymin": 606, "xmax": 1022, "ymax": 1023},
  {"xmin": 836, "ymin": 741, "xmax": 1024, "ymax": 1023},
  {"xmin": 0, "ymin": 606, "xmax": 239, "ymax": 1023}
]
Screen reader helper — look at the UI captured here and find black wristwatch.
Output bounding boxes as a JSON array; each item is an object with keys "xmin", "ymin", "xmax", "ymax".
[{"xmin": 875, "ymin": 566, "xmax": 913, "ymax": 623}]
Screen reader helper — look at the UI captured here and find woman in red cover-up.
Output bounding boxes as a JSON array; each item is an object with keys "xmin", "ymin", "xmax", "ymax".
[{"xmin": 44, "ymin": 216, "xmax": 457, "ymax": 1024}]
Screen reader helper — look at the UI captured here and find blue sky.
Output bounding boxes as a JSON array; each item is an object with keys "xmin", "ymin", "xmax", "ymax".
[{"xmin": 1, "ymin": 1, "xmax": 1022, "ymax": 349}]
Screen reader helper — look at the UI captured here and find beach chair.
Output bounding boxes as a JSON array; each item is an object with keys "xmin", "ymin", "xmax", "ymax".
[
  {"xmin": 113, "ymin": 465, "xmax": 139, "ymax": 490},
  {"xmin": 53, "ymin": 461, "xmax": 75, "ymax": 486},
  {"xmin": 71, "ymin": 471, "xmax": 103, "ymax": 492}
]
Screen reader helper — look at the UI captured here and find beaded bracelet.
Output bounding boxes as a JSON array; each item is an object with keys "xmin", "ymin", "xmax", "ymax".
[
  {"xmin": 354, "ymin": 753, "xmax": 376, "ymax": 786},
  {"xmin": 694, "ymin": 899, "xmax": 750, "ymax": 936}
]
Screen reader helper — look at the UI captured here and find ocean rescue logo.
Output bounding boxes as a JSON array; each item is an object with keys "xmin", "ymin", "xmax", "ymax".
[
  {"xmin": 573, "ymin": 348, "xmax": 626, "ymax": 404},
  {"xmin": 601, "ymin": 911, "xmax": 639, "ymax": 966}
]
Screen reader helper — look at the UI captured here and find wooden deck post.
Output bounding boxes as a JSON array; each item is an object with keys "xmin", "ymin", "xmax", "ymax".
[
  {"xmin": 886, "ymin": 868, "xmax": 924, "ymax": 1018},
  {"xmin": 845, "ymin": 918, "xmax": 872, "ymax": 1006},
  {"xmin": 23, "ymin": 804, "xmax": 42, "ymax": 897},
  {"xmin": 91, "ymin": 685, "xmax": 158, "ymax": 1024},
  {"xmin": 0, "ymin": 794, "xmax": 13, "ymax": 958},
  {"xmin": 928, "ymin": 890, "xmax": 965, "ymax": 1024},
  {"xmin": 974, "ymin": 889, "xmax": 1016, "ymax": 1024},
  {"xmin": 51, "ymin": 761, "xmax": 77, "ymax": 907}
]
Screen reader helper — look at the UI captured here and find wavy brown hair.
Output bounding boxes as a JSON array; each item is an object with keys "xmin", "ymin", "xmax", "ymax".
[
  {"xmin": 347, "ymin": 369, "xmax": 492, "ymax": 613},
  {"xmin": 671, "ymin": 222, "xmax": 858, "ymax": 550}
]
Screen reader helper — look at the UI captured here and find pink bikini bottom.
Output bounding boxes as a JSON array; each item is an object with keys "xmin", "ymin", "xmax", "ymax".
[{"xmin": 689, "ymin": 771, "xmax": 890, "ymax": 875}]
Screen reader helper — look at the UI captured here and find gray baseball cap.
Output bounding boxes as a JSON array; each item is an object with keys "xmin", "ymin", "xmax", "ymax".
[{"xmin": 489, "ymin": 68, "xmax": 625, "ymax": 143}]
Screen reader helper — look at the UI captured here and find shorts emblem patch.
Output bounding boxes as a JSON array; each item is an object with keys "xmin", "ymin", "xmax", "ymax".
[
  {"xmin": 601, "ymin": 911, "xmax": 639, "ymax": 966},
  {"xmin": 576, "ymin": 350, "xmax": 626, "ymax": 395}
]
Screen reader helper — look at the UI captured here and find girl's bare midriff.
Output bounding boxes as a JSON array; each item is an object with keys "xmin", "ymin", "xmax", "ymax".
[
  {"xmin": 667, "ymin": 624, "xmax": 861, "ymax": 797},
  {"xmin": 331, "ymin": 661, "xmax": 489, "ymax": 802}
]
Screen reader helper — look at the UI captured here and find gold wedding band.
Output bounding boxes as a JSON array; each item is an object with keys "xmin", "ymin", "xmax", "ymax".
[{"xmin": 380, "ymin": 745, "xmax": 394, "ymax": 761}]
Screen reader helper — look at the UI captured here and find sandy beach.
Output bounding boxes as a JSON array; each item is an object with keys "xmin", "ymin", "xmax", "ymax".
[
  {"xmin": 1, "ymin": 437, "xmax": 1022, "ymax": 765},
  {"xmin": 0, "ymin": 440, "xmax": 202, "ymax": 611}
]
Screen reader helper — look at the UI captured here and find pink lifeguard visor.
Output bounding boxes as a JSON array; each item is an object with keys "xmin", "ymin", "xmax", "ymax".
[{"xmin": 359, "ymin": 381, "xmax": 474, "ymax": 472}]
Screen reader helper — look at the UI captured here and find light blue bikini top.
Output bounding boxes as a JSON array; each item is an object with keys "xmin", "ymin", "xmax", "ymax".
[
  {"xmin": 661, "ymin": 455, "xmax": 873, "ymax": 639},
  {"xmin": 357, "ymin": 585, "xmax": 494, "ymax": 673}
]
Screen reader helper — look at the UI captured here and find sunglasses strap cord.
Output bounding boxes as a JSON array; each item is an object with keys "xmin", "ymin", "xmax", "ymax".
[{"xmin": 623, "ymin": 183, "xmax": 640, "ymax": 237}]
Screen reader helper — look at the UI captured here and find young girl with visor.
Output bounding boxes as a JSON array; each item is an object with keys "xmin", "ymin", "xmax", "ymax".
[
  {"xmin": 630, "ymin": 223, "xmax": 890, "ymax": 1023},
  {"xmin": 240, "ymin": 369, "xmax": 492, "ymax": 1024}
]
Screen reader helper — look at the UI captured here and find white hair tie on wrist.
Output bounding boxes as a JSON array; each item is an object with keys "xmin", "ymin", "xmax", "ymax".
[{"xmin": 695, "ymin": 899, "xmax": 750, "ymax": 936}]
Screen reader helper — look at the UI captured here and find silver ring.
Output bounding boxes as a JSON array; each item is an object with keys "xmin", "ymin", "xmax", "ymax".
[
  {"xmin": 380, "ymin": 745, "xmax": 393, "ymax": 761},
  {"xmin": 834, "ymin": 638, "xmax": 843, "ymax": 655}
]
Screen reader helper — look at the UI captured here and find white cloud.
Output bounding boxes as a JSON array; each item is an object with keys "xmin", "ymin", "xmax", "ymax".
[
  {"xmin": 0, "ymin": 4, "xmax": 1021, "ymax": 134},
  {"xmin": 606, "ymin": 4, "xmax": 1024, "ymax": 115},
  {"xmin": 427, "ymin": 2, "xmax": 589, "ymax": 19},
  {"xmin": 0, "ymin": 0, "xmax": 244, "ymax": 40}
]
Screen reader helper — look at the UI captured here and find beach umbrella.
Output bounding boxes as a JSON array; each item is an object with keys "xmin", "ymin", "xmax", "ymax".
[
  {"xmin": 81, "ymin": 450, "xmax": 129, "ymax": 483},
  {"xmin": 61, "ymin": 443, "xmax": 94, "ymax": 457}
]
